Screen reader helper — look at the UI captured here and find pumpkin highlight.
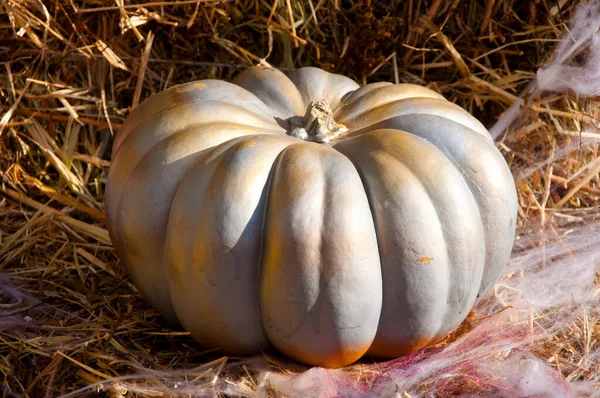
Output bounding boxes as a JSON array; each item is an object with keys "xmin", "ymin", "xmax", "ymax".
[{"xmin": 105, "ymin": 66, "xmax": 518, "ymax": 368}]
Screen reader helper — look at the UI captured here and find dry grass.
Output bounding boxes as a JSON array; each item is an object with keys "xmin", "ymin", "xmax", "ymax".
[{"xmin": 1, "ymin": 0, "xmax": 599, "ymax": 396}]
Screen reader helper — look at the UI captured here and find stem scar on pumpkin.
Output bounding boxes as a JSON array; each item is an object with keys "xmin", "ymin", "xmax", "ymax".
[{"xmin": 281, "ymin": 99, "xmax": 348, "ymax": 143}]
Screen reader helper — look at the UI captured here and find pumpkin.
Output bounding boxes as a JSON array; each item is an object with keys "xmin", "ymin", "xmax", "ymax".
[{"xmin": 105, "ymin": 66, "xmax": 518, "ymax": 368}]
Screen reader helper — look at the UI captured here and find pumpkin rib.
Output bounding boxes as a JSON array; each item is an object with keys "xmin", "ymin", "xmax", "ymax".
[
  {"xmin": 107, "ymin": 120, "xmax": 230, "ymax": 245},
  {"xmin": 337, "ymin": 82, "xmax": 392, "ymax": 108},
  {"xmin": 260, "ymin": 143, "xmax": 326, "ymax": 340},
  {"xmin": 334, "ymin": 84, "xmax": 446, "ymax": 123},
  {"xmin": 114, "ymin": 80, "xmax": 278, "ymax": 154},
  {"xmin": 105, "ymin": 120, "xmax": 278, "ymax": 243},
  {"xmin": 334, "ymin": 129, "xmax": 486, "ymax": 358},
  {"xmin": 110, "ymin": 128, "xmax": 276, "ymax": 323},
  {"xmin": 260, "ymin": 142, "xmax": 382, "ymax": 368},
  {"xmin": 430, "ymin": 134, "xmax": 516, "ymax": 299},
  {"xmin": 109, "ymin": 104, "xmax": 281, "ymax": 206},
  {"xmin": 337, "ymin": 98, "xmax": 492, "ymax": 142},
  {"xmin": 232, "ymin": 66, "xmax": 306, "ymax": 118},
  {"xmin": 165, "ymin": 134, "xmax": 298, "ymax": 355},
  {"xmin": 107, "ymin": 101, "xmax": 282, "ymax": 206},
  {"xmin": 336, "ymin": 114, "xmax": 517, "ymax": 300},
  {"xmin": 166, "ymin": 137, "xmax": 249, "ymax": 350},
  {"xmin": 335, "ymin": 135, "xmax": 451, "ymax": 355},
  {"xmin": 289, "ymin": 67, "xmax": 360, "ymax": 111},
  {"xmin": 113, "ymin": 99, "xmax": 282, "ymax": 158},
  {"xmin": 382, "ymin": 132, "xmax": 486, "ymax": 343}
]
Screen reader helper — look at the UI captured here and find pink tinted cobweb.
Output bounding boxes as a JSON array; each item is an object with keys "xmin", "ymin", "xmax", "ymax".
[{"xmin": 260, "ymin": 220, "xmax": 600, "ymax": 397}]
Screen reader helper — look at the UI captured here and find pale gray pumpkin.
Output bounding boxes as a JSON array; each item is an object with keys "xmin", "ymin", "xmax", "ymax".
[{"xmin": 105, "ymin": 66, "xmax": 518, "ymax": 368}]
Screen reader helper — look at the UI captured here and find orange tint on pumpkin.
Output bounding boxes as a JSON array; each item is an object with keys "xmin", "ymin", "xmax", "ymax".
[
  {"xmin": 176, "ymin": 82, "xmax": 207, "ymax": 93},
  {"xmin": 281, "ymin": 341, "xmax": 374, "ymax": 369},
  {"xmin": 367, "ymin": 333, "xmax": 448, "ymax": 358}
]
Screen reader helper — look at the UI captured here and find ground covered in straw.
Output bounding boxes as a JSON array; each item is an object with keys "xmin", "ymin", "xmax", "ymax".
[{"xmin": 1, "ymin": 0, "xmax": 599, "ymax": 397}]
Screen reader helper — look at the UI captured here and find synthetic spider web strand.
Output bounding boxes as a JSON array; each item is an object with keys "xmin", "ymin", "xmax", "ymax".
[
  {"xmin": 490, "ymin": 0, "xmax": 600, "ymax": 140},
  {"xmin": 0, "ymin": 273, "xmax": 86, "ymax": 331}
]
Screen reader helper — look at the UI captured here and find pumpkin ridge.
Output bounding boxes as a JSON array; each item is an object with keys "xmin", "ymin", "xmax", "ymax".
[
  {"xmin": 336, "ymin": 82, "xmax": 392, "ymax": 109},
  {"xmin": 166, "ymin": 134, "xmax": 298, "ymax": 354},
  {"xmin": 111, "ymin": 128, "xmax": 237, "ymax": 319},
  {"xmin": 115, "ymin": 80, "xmax": 278, "ymax": 152},
  {"xmin": 232, "ymin": 66, "xmax": 306, "ymax": 118},
  {"xmin": 290, "ymin": 67, "xmax": 331, "ymax": 107},
  {"xmin": 340, "ymin": 136, "xmax": 451, "ymax": 348},
  {"xmin": 289, "ymin": 67, "xmax": 360, "ymax": 110},
  {"xmin": 106, "ymin": 122, "xmax": 276, "ymax": 242},
  {"xmin": 390, "ymin": 133, "xmax": 486, "ymax": 338},
  {"xmin": 394, "ymin": 143, "xmax": 485, "ymax": 339},
  {"xmin": 113, "ymin": 99, "xmax": 282, "ymax": 158},
  {"xmin": 260, "ymin": 142, "xmax": 381, "ymax": 367},
  {"xmin": 253, "ymin": 142, "xmax": 292, "ymax": 345},
  {"xmin": 341, "ymin": 113, "xmax": 517, "ymax": 299},
  {"xmin": 338, "ymin": 98, "xmax": 491, "ymax": 142},
  {"xmin": 335, "ymin": 84, "xmax": 446, "ymax": 123},
  {"xmin": 189, "ymin": 141, "xmax": 247, "ymax": 287},
  {"xmin": 108, "ymin": 104, "xmax": 283, "ymax": 209},
  {"xmin": 386, "ymin": 146, "xmax": 452, "ymax": 341},
  {"xmin": 111, "ymin": 132, "xmax": 289, "ymax": 326},
  {"xmin": 260, "ymin": 143, "xmax": 325, "ymax": 340},
  {"xmin": 334, "ymin": 129, "xmax": 486, "ymax": 357}
]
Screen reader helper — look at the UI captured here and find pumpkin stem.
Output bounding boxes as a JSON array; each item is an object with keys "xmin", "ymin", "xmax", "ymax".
[{"xmin": 284, "ymin": 100, "xmax": 348, "ymax": 143}]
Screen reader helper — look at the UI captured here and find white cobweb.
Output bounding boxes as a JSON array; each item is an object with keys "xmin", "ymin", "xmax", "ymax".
[{"xmin": 490, "ymin": 0, "xmax": 600, "ymax": 140}]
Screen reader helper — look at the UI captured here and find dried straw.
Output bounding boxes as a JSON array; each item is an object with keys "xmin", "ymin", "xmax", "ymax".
[{"xmin": 1, "ymin": 0, "xmax": 599, "ymax": 396}]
